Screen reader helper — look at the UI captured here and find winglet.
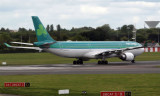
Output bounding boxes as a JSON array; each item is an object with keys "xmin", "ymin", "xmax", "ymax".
[
  {"xmin": 4, "ymin": 43, "xmax": 43, "ymax": 51},
  {"xmin": 4, "ymin": 43, "xmax": 11, "ymax": 47}
]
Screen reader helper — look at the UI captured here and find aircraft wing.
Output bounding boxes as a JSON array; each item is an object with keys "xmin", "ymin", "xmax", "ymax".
[
  {"xmin": 4, "ymin": 43, "xmax": 42, "ymax": 51},
  {"xmin": 84, "ymin": 46, "xmax": 143, "ymax": 58},
  {"xmin": 96, "ymin": 47, "xmax": 143, "ymax": 56},
  {"xmin": 10, "ymin": 42, "xmax": 33, "ymax": 45}
]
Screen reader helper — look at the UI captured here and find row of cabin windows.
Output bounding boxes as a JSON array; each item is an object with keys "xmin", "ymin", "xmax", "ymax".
[{"xmin": 52, "ymin": 43, "xmax": 136, "ymax": 48}]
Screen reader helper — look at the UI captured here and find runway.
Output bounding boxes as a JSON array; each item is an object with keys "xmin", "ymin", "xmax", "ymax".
[{"xmin": 0, "ymin": 61, "xmax": 160, "ymax": 75}]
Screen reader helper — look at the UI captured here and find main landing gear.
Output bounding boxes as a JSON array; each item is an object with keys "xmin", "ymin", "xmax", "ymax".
[
  {"xmin": 131, "ymin": 60, "xmax": 135, "ymax": 63},
  {"xmin": 73, "ymin": 59, "xmax": 83, "ymax": 65},
  {"xmin": 98, "ymin": 60, "xmax": 108, "ymax": 64}
]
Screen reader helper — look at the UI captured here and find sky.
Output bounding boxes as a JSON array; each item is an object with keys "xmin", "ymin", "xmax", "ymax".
[{"xmin": 0, "ymin": 0, "xmax": 160, "ymax": 30}]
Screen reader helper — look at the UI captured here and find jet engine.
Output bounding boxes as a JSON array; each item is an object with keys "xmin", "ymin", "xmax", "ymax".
[{"xmin": 119, "ymin": 52, "xmax": 134, "ymax": 61}]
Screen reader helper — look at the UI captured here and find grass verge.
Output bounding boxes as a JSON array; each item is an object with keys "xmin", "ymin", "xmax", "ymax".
[
  {"xmin": 0, "ymin": 52, "xmax": 160, "ymax": 65},
  {"xmin": 0, "ymin": 74, "xmax": 160, "ymax": 96}
]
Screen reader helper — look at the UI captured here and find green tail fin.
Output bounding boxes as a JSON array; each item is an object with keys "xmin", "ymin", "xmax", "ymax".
[{"xmin": 32, "ymin": 16, "xmax": 55, "ymax": 42}]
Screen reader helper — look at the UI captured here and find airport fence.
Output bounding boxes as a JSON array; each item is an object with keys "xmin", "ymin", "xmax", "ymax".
[{"xmin": 144, "ymin": 47, "xmax": 160, "ymax": 52}]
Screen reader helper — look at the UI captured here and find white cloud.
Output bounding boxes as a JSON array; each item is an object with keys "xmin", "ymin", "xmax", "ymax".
[
  {"xmin": 145, "ymin": 16, "xmax": 160, "ymax": 21},
  {"xmin": 123, "ymin": 1, "xmax": 155, "ymax": 7},
  {"xmin": 80, "ymin": 5, "xmax": 108, "ymax": 14},
  {"xmin": 133, "ymin": 16, "xmax": 140, "ymax": 23},
  {"xmin": 13, "ymin": 12, "xmax": 20, "ymax": 18},
  {"xmin": 0, "ymin": 0, "xmax": 160, "ymax": 30},
  {"xmin": 59, "ymin": 14, "xmax": 71, "ymax": 20}
]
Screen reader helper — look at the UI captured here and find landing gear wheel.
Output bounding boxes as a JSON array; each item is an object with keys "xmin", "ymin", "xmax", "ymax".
[
  {"xmin": 101, "ymin": 61, "xmax": 105, "ymax": 64},
  {"xmin": 73, "ymin": 59, "xmax": 83, "ymax": 65},
  {"xmin": 98, "ymin": 60, "xmax": 108, "ymax": 64},
  {"xmin": 98, "ymin": 61, "xmax": 101, "ymax": 64},
  {"xmin": 73, "ymin": 61, "xmax": 77, "ymax": 65},
  {"xmin": 131, "ymin": 60, "xmax": 135, "ymax": 63},
  {"xmin": 79, "ymin": 61, "xmax": 83, "ymax": 64},
  {"xmin": 77, "ymin": 60, "xmax": 80, "ymax": 64},
  {"xmin": 104, "ymin": 61, "xmax": 108, "ymax": 64}
]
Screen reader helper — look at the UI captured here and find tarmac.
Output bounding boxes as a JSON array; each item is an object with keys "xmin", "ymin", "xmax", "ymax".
[{"xmin": 0, "ymin": 61, "xmax": 160, "ymax": 75}]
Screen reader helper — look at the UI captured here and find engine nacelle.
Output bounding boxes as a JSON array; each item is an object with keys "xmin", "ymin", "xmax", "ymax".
[{"xmin": 119, "ymin": 52, "xmax": 134, "ymax": 61}]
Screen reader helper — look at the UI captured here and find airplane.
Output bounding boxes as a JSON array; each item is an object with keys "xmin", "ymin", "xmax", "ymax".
[{"xmin": 5, "ymin": 16, "xmax": 144, "ymax": 65}]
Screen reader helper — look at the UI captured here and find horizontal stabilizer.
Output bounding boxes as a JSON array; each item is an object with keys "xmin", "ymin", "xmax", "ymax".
[
  {"xmin": 4, "ymin": 43, "xmax": 42, "ymax": 51},
  {"xmin": 11, "ymin": 42, "xmax": 33, "ymax": 45}
]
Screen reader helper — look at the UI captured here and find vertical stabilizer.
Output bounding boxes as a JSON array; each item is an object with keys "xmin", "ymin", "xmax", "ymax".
[{"xmin": 32, "ymin": 16, "xmax": 55, "ymax": 42}]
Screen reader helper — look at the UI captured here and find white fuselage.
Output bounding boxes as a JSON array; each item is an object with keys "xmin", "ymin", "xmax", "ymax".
[{"xmin": 43, "ymin": 48, "xmax": 144, "ymax": 59}]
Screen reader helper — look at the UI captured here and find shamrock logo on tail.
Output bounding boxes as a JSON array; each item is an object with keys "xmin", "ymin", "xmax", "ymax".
[{"xmin": 37, "ymin": 24, "xmax": 47, "ymax": 36}]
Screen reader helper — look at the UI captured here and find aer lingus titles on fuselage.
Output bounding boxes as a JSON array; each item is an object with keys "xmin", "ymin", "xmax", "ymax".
[{"xmin": 5, "ymin": 16, "xmax": 144, "ymax": 64}]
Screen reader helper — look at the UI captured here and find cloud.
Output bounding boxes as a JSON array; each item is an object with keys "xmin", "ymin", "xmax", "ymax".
[
  {"xmin": 59, "ymin": 14, "xmax": 71, "ymax": 20},
  {"xmin": 80, "ymin": 5, "xmax": 108, "ymax": 15},
  {"xmin": 133, "ymin": 16, "xmax": 140, "ymax": 24},
  {"xmin": 0, "ymin": 0, "xmax": 160, "ymax": 30},
  {"xmin": 13, "ymin": 12, "xmax": 20, "ymax": 18},
  {"xmin": 110, "ymin": 1, "xmax": 156, "ymax": 8}
]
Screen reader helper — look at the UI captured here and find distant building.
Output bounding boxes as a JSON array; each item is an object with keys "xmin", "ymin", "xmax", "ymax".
[
  {"xmin": 145, "ymin": 21, "xmax": 160, "ymax": 28},
  {"xmin": 9, "ymin": 30, "xmax": 18, "ymax": 32}
]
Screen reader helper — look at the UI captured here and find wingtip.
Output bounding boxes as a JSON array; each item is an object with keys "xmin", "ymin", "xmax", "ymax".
[{"xmin": 4, "ymin": 43, "xmax": 11, "ymax": 47}]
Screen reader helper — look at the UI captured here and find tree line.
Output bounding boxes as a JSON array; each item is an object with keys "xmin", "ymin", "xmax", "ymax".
[{"xmin": 0, "ymin": 24, "xmax": 159, "ymax": 53}]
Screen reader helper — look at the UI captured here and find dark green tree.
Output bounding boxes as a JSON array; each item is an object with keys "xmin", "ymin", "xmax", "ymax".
[
  {"xmin": 50, "ymin": 24, "xmax": 54, "ymax": 32},
  {"xmin": 46, "ymin": 25, "xmax": 50, "ymax": 32},
  {"xmin": 1, "ymin": 27, "xmax": 6, "ymax": 32},
  {"xmin": 57, "ymin": 24, "xmax": 61, "ymax": 40},
  {"xmin": 57, "ymin": 24, "xmax": 61, "ymax": 32}
]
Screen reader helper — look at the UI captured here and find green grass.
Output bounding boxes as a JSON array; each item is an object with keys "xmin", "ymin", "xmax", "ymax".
[
  {"xmin": 0, "ymin": 53, "xmax": 160, "ymax": 96},
  {"xmin": 155, "ymin": 66, "xmax": 160, "ymax": 68},
  {"xmin": 0, "ymin": 74, "xmax": 160, "ymax": 96},
  {"xmin": 0, "ymin": 52, "xmax": 160, "ymax": 65}
]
